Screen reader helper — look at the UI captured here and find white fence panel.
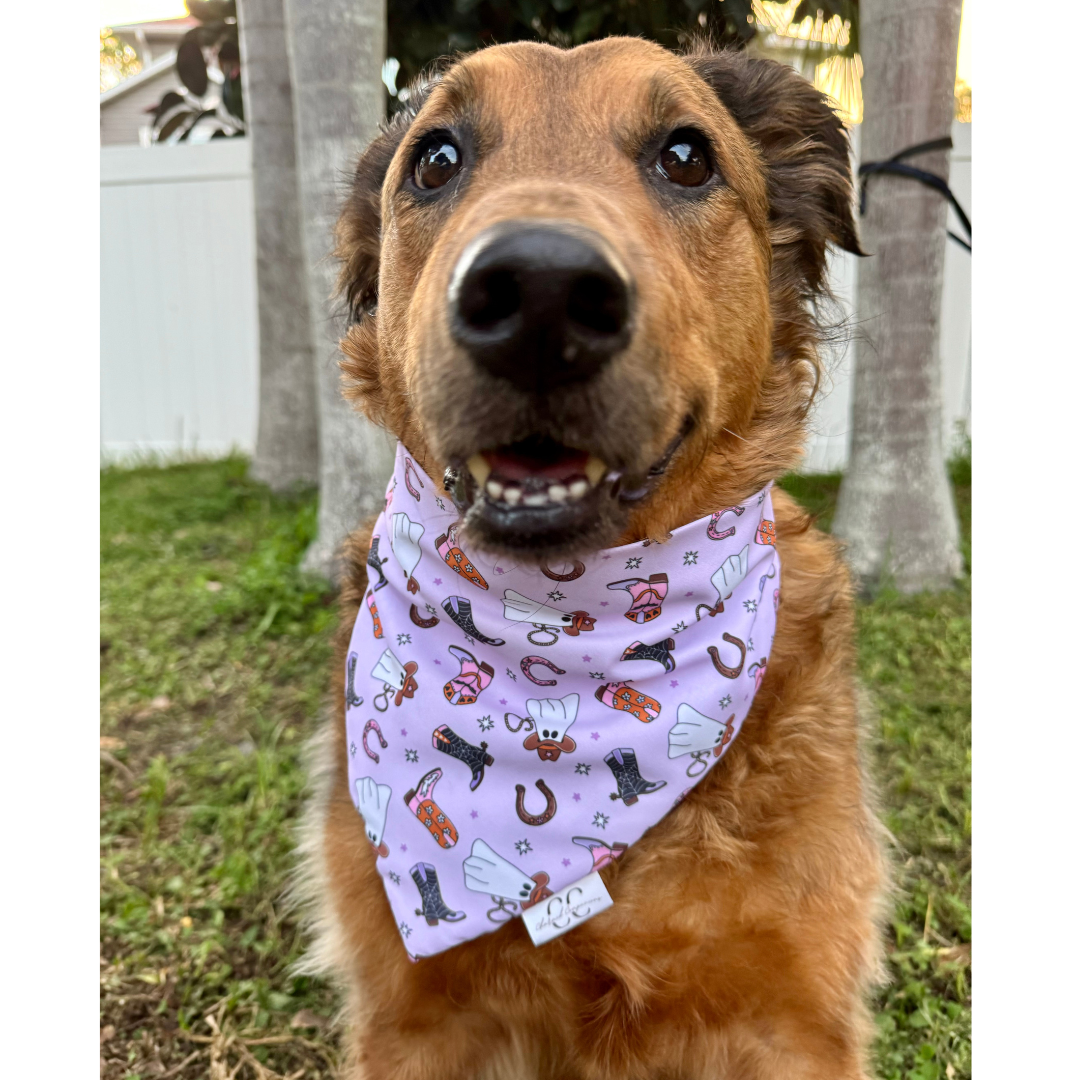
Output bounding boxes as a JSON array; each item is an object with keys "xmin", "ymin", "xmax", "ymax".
[{"xmin": 100, "ymin": 140, "xmax": 259, "ymax": 462}]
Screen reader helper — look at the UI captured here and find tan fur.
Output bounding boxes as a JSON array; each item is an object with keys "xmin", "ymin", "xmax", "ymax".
[{"xmin": 302, "ymin": 38, "xmax": 886, "ymax": 1079}]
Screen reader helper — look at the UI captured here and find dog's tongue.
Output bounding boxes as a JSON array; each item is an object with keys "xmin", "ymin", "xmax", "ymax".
[{"xmin": 482, "ymin": 444, "xmax": 588, "ymax": 483}]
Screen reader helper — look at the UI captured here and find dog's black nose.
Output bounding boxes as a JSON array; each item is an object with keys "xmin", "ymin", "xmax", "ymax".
[{"xmin": 449, "ymin": 224, "xmax": 633, "ymax": 393}]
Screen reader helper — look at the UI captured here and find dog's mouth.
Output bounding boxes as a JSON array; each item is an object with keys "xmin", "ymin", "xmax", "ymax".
[{"xmin": 442, "ymin": 421, "xmax": 692, "ymax": 557}]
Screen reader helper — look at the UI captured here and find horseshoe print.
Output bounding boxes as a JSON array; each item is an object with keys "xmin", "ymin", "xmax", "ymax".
[
  {"xmin": 515, "ymin": 779, "xmax": 557, "ymax": 826},
  {"xmin": 346, "ymin": 651, "xmax": 364, "ymax": 708},
  {"xmin": 707, "ymin": 506, "xmax": 745, "ymax": 541},
  {"xmin": 404, "ymin": 457, "xmax": 424, "ymax": 501},
  {"xmin": 708, "ymin": 633, "xmax": 746, "ymax": 680},
  {"xmin": 409, "ymin": 603, "xmax": 440, "ymax": 629},
  {"xmin": 520, "ymin": 655, "xmax": 565, "ymax": 686},
  {"xmin": 540, "ymin": 559, "xmax": 586, "ymax": 582},
  {"xmin": 363, "ymin": 719, "xmax": 388, "ymax": 763}
]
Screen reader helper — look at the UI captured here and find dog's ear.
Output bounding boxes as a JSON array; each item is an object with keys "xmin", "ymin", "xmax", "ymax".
[
  {"xmin": 335, "ymin": 77, "xmax": 441, "ymax": 321},
  {"xmin": 686, "ymin": 49, "xmax": 863, "ymax": 299}
]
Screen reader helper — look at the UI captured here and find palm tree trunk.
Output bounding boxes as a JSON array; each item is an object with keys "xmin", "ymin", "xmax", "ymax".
[
  {"xmin": 237, "ymin": 0, "xmax": 319, "ymax": 491},
  {"xmin": 832, "ymin": 0, "xmax": 964, "ymax": 592},
  {"xmin": 284, "ymin": 0, "xmax": 394, "ymax": 579}
]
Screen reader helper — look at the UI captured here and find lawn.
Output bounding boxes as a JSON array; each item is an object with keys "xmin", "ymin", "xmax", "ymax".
[{"xmin": 100, "ymin": 457, "xmax": 971, "ymax": 1080}]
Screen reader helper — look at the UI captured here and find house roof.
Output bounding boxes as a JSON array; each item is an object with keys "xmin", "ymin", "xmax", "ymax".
[{"xmin": 100, "ymin": 50, "xmax": 178, "ymax": 108}]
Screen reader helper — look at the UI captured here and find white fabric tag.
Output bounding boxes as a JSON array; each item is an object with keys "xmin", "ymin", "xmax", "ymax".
[{"xmin": 521, "ymin": 871, "xmax": 614, "ymax": 946}]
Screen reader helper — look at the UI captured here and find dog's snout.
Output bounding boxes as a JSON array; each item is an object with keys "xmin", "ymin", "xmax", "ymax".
[{"xmin": 449, "ymin": 224, "xmax": 633, "ymax": 393}]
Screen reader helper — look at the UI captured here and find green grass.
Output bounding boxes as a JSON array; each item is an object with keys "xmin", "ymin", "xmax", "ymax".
[{"xmin": 101, "ymin": 457, "xmax": 971, "ymax": 1079}]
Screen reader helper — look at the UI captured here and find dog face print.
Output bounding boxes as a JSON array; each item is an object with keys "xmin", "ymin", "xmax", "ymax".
[
  {"xmin": 501, "ymin": 590, "xmax": 595, "ymax": 645},
  {"xmin": 520, "ymin": 693, "xmax": 579, "ymax": 761},
  {"xmin": 390, "ymin": 512, "xmax": 425, "ymax": 593},
  {"xmin": 353, "ymin": 777, "xmax": 393, "ymax": 857},
  {"xmin": 667, "ymin": 704, "xmax": 734, "ymax": 760}
]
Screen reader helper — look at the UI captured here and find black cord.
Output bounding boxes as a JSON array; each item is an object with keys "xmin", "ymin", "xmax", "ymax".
[{"xmin": 859, "ymin": 136, "xmax": 971, "ymax": 251}]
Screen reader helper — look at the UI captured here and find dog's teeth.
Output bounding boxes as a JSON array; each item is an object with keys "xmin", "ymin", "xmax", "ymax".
[
  {"xmin": 584, "ymin": 456, "xmax": 606, "ymax": 487},
  {"xmin": 568, "ymin": 479, "xmax": 589, "ymax": 499},
  {"xmin": 467, "ymin": 453, "xmax": 491, "ymax": 487},
  {"xmin": 503, "ymin": 486, "xmax": 522, "ymax": 506},
  {"xmin": 486, "ymin": 479, "xmax": 504, "ymax": 500},
  {"xmin": 523, "ymin": 492, "xmax": 549, "ymax": 507},
  {"xmin": 548, "ymin": 484, "xmax": 568, "ymax": 503}
]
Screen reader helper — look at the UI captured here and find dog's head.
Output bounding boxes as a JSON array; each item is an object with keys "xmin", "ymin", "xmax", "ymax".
[{"xmin": 337, "ymin": 39, "xmax": 860, "ymax": 559}]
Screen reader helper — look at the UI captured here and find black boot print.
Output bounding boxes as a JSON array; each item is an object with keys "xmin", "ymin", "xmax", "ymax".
[
  {"xmin": 432, "ymin": 724, "xmax": 494, "ymax": 791},
  {"xmin": 441, "ymin": 595, "xmax": 506, "ymax": 646},
  {"xmin": 605, "ymin": 748, "xmax": 667, "ymax": 807},
  {"xmin": 620, "ymin": 638, "xmax": 677, "ymax": 674},
  {"xmin": 367, "ymin": 536, "xmax": 389, "ymax": 593},
  {"xmin": 346, "ymin": 651, "xmax": 364, "ymax": 708},
  {"xmin": 410, "ymin": 862, "xmax": 465, "ymax": 926}
]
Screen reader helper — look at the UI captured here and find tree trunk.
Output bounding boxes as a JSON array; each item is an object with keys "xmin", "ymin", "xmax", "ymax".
[
  {"xmin": 284, "ymin": 0, "xmax": 394, "ymax": 580},
  {"xmin": 832, "ymin": 0, "xmax": 964, "ymax": 593},
  {"xmin": 237, "ymin": 0, "xmax": 319, "ymax": 491}
]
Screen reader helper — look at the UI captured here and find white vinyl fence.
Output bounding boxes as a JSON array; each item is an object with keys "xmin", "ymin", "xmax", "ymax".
[{"xmin": 99, "ymin": 125, "xmax": 971, "ymax": 471}]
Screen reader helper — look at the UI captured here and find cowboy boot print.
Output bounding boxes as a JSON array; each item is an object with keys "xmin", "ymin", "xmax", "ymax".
[
  {"xmin": 442, "ymin": 644, "xmax": 495, "ymax": 705},
  {"xmin": 346, "ymin": 651, "xmax": 364, "ymax": 709},
  {"xmin": 607, "ymin": 574, "xmax": 668, "ymax": 624},
  {"xmin": 404, "ymin": 768, "xmax": 459, "ymax": 848},
  {"xmin": 441, "ymin": 595, "xmax": 506, "ymax": 646},
  {"xmin": 436, "ymin": 525, "xmax": 489, "ymax": 590},
  {"xmin": 572, "ymin": 835, "xmax": 628, "ymax": 871},
  {"xmin": 620, "ymin": 637, "xmax": 676, "ymax": 673},
  {"xmin": 410, "ymin": 862, "xmax": 465, "ymax": 926},
  {"xmin": 432, "ymin": 724, "xmax": 494, "ymax": 791},
  {"xmin": 366, "ymin": 592, "xmax": 384, "ymax": 638},
  {"xmin": 367, "ymin": 535, "xmax": 390, "ymax": 593},
  {"xmin": 604, "ymin": 748, "xmax": 667, "ymax": 807},
  {"xmin": 595, "ymin": 681, "xmax": 661, "ymax": 722}
]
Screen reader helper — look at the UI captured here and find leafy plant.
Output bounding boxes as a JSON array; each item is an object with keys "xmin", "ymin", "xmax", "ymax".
[{"xmin": 148, "ymin": 1, "xmax": 244, "ymax": 144}]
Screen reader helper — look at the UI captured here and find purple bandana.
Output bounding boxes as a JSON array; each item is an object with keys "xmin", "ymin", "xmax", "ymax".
[{"xmin": 345, "ymin": 443, "xmax": 780, "ymax": 958}]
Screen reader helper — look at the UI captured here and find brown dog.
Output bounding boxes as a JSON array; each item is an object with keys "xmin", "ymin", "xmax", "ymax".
[{"xmin": 300, "ymin": 38, "xmax": 886, "ymax": 1080}]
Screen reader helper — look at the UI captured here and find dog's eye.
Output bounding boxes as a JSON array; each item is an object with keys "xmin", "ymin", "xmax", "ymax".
[
  {"xmin": 656, "ymin": 132, "xmax": 711, "ymax": 187},
  {"xmin": 414, "ymin": 136, "xmax": 461, "ymax": 189}
]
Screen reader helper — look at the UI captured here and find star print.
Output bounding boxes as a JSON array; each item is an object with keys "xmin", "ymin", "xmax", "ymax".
[
  {"xmin": 590, "ymin": 732, "xmax": 600, "ymax": 741},
  {"xmin": 743, "ymin": 599, "xmax": 757, "ymax": 613},
  {"xmin": 470, "ymin": 810, "xmax": 478, "ymax": 819},
  {"xmin": 464, "ymin": 634, "xmax": 474, "ymax": 645},
  {"xmin": 602, "ymin": 554, "xmax": 612, "ymax": 560},
  {"xmin": 589, "ymin": 671, "xmax": 605, "ymax": 680},
  {"xmin": 670, "ymin": 679, "xmax": 679, "ymax": 688},
  {"xmin": 397, "ymin": 632, "xmax": 412, "ymax": 645},
  {"xmin": 747, "ymin": 638, "xmax": 755, "ymax": 652},
  {"xmin": 600, "ymin": 600, "xmax": 609, "ymax": 606},
  {"xmin": 672, "ymin": 620, "xmax": 688, "ymax": 634},
  {"xmin": 575, "ymin": 762, "xmax": 592, "ymax": 775},
  {"xmin": 349, "ymin": 742, "xmax": 357, "ymax": 757},
  {"xmin": 405, "ymin": 749, "xmax": 419, "ymax": 763},
  {"xmin": 495, "ymin": 566, "xmax": 506, "ymax": 574},
  {"xmin": 685, "ymin": 590, "xmax": 694, "ymax": 597},
  {"xmin": 683, "ymin": 550, "xmax": 699, "ymax": 565},
  {"xmin": 625, "ymin": 556, "xmax": 642, "ymax": 569},
  {"xmin": 562, "ymin": 858, "xmax": 572, "ymax": 867},
  {"xmin": 399, "ymin": 843, "xmax": 408, "ymax": 852},
  {"xmin": 547, "ymin": 589, "xmax": 566, "ymax": 602},
  {"xmin": 573, "ymin": 792, "xmax": 582, "ymax": 802},
  {"xmin": 433, "ymin": 577, "xmax": 442, "ymax": 586},
  {"xmin": 434, "ymin": 658, "xmax": 441, "ymax": 665},
  {"xmin": 719, "ymin": 694, "xmax": 732, "ymax": 709},
  {"xmin": 582, "ymin": 654, "xmax": 592, "ymax": 662},
  {"xmin": 399, "ymin": 921, "xmax": 412, "ymax": 938},
  {"xmin": 401, "ymin": 728, "xmax": 408, "ymax": 736},
  {"xmin": 426, "ymin": 604, "xmax": 437, "ymax": 615},
  {"xmin": 389, "ymin": 872, "xmax": 401, "ymax": 885},
  {"xmin": 506, "ymin": 667, "xmax": 517, "ymax": 681},
  {"xmin": 592, "ymin": 812, "xmax": 609, "ymax": 830},
  {"xmin": 515, "ymin": 839, "xmax": 533, "ymax": 856},
  {"xmin": 434, "ymin": 496, "xmax": 446, "ymax": 510},
  {"xmin": 757, "ymin": 491, "xmax": 765, "ymax": 505},
  {"xmin": 478, "ymin": 715, "xmax": 494, "ymax": 732},
  {"xmin": 499, "ymin": 698, "xmax": 507, "ymax": 705}
]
